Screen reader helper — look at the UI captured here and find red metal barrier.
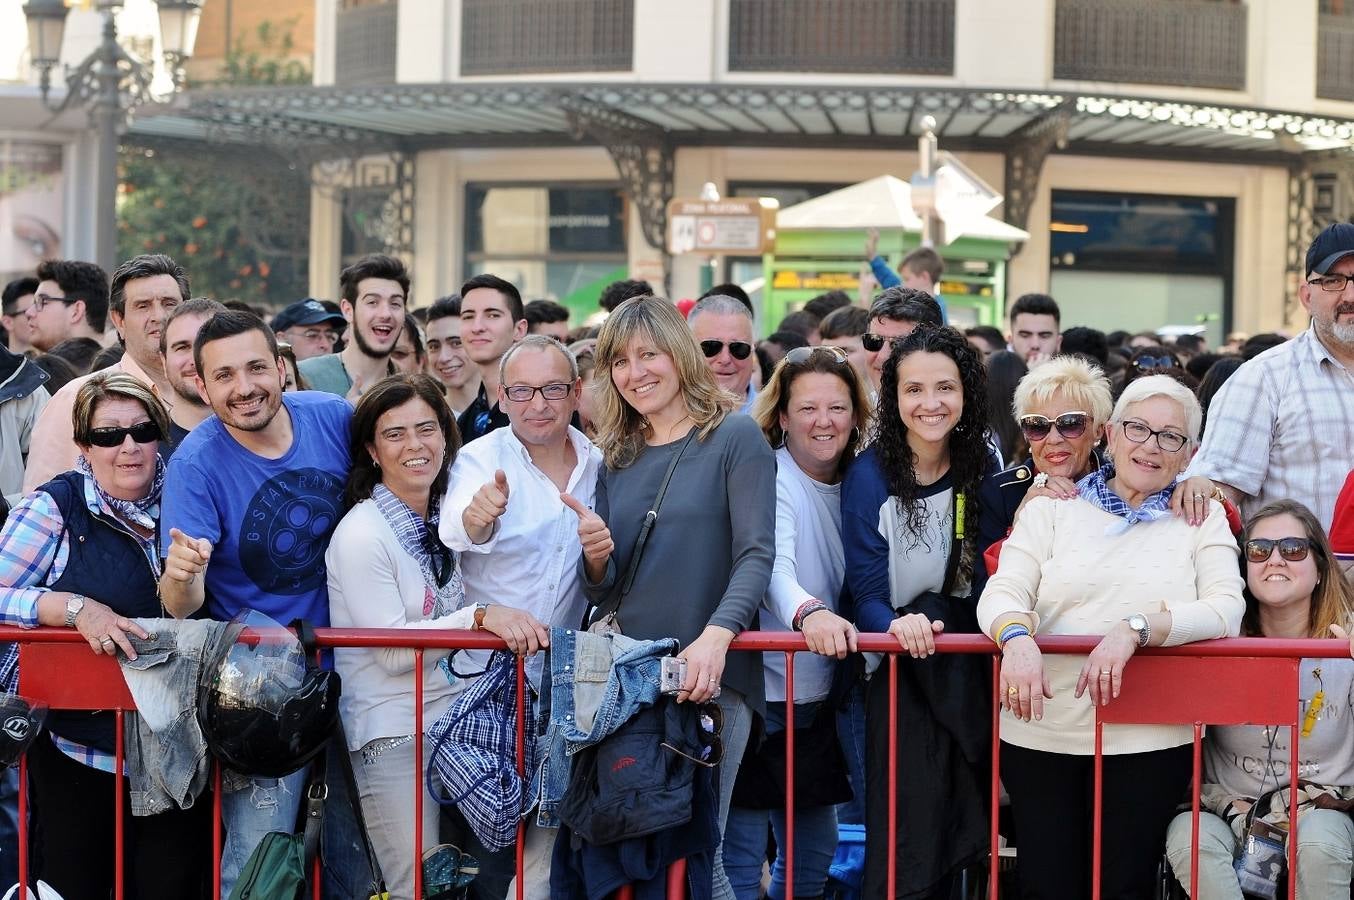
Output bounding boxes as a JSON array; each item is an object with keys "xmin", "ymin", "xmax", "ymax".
[{"xmin": 10, "ymin": 625, "xmax": 1350, "ymax": 899}]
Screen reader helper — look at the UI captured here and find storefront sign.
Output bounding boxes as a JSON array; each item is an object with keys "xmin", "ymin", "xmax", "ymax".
[{"xmin": 667, "ymin": 197, "xmax": 778, "ymax": 255}]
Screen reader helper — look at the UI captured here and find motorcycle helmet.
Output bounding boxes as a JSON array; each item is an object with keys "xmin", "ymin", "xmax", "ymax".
[
  {"xmin": 198, "ymin": 610, "xmax": 340, "ymax": 777},
  {"xmin": 0, "ymin": 694, "xmax": 46, "ymax": 768}
]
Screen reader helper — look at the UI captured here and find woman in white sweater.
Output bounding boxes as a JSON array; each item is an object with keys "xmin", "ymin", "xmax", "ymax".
[
  {"xmin": 976, "ymin": 375, "xmax": 1245, "ymax": 900},
  {"xmin": 327, "ymin": 374, "xmax": 549, "ymax": 900},
  {"xmin": 723, "ymin": 345, "xmax": 871, "ymax": 900}
]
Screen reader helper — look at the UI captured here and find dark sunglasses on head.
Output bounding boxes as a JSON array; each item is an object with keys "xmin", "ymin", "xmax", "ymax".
[
  {"xmin": 1245, "ymin": 537, "xmax": 1313, "ymax": 564},
  {"xmin": 1133, "ymin": 355, "xmax": 1179, "ymax": 371},
  {"xmin": 860, "ymin": 332, "xmax": 904, "ymax": 353},
  {"xmin": 699, "ymin": 340, "xmax": 752, "ymax": 361},
  {"xmin": 1018, "ymin": 411, "xmax": 1090, "ymax": 442},
  {"xmin": 784, "ymin": 345, "xmax": 849, "ymax": 366},
  {"xmin": 87, "ymin": 421, "xmax": 162, "ymax": 448},
  {"xmin": 662, "ymin": 702, "xmax": 724, "ymax": 768}
]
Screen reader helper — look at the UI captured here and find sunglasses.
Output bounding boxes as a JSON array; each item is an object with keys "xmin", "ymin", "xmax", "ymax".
[
  {"xmin": 420, "ymin": 533, "xmax": 455, "ymax": 587},
  {"xmin": 662, "ymin": 702, "xmax": 724, "ymax": 768},
  {"xmin": 860, "ymin": 332, "xmax": 905, "ymax": 353},
  {"xmin": 1133, "ymin": 355, "xmax": 1179, "ymax": 370},
  {"xmin": 87, "ymin": 421, "xmax": 162, "ymax": 448},
  {"xmin": 784, "ymin": 345, "xmax": 849, "ymax": 366},
  {"xmin": 1018, "ymin": 411, "xmax": 1090, "ymax": 442},
  {"xmin": 1245, "ymin": 537, "xmax": 1313, "ymax": 564},
  {"xmin": 699, "ymin": 340, "xmax": 752, "ymax": 361}
]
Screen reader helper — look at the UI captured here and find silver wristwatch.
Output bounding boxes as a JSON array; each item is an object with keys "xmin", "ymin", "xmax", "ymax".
[
  {"xmin": 1124, "ymin": 614, "xmax": 1150, "ymax": 648},
  {"xmin": 64, "ymin": 594, "xmax": 87, "ymax": 628}
]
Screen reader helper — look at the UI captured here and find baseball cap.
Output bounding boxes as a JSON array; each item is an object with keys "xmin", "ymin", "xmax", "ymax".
[
  {"xmin": 1305, "ymin": 223, "xmax": 1354, "ymax": 277},
  {"xmin": 271, "ymin": 299, "xmax": 346, "ymax": 333}
]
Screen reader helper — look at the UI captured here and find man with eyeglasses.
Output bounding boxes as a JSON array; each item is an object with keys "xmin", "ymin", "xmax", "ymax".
[
  {"xmin": 25, "ymin": 259, "xmax": 108, "ymax": 353},
  {"xmin": 689, "ymin": 293, "xmax": 759, "ymax": 413},
  {"xmin": 439, "ymin": 334, "xmax": 602, "ymax": 899},
  {"xmin": 863, "ymin": 287, "xmax": 944, "ymax": 393},
  {"xmin": 1187, "ymin": 222, "xmax": 1354, "ymax": 530},
  {"xmin": 270, "ymin": 299, "xmax": 346, "ymax": 361}
]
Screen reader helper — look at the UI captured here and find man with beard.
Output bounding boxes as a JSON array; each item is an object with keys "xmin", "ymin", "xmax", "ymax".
[
  {"xmin": 425, "ymin": 295, "xmax": 480, "ymax": 417},
  {"xmin": 158, "ymin": 309, "xmax": 353, "ymax": 897},
  {"xmin": 299, "ymin": 254, "xmax": 407, "ymax": 397},
  {"xmin": 23, "ymin": 254, "xmax": 187, "ymax": 490},
  {"xmin": 158, "ymin": 298, "xmax": 226, "ymax": 453},
  {"xmin": 1188, "ymin": 222, "xmax": 1354, "ymax": 529}
]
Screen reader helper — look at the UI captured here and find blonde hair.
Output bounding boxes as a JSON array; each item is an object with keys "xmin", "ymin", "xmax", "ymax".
[
  {"xmin": 590, "ymin": 295, "xmax": 733, "ymax": 468},
  {"xmin": 1011, "ymin": 355, "xmax": 1113, "ymax": 430},
  {"xmin": 751, "ymin": 349, "xmax": 872, "ymax": 470},
  {"xmin": 72, "ymin": 371, "xmax": 170, "ymax": 447}
]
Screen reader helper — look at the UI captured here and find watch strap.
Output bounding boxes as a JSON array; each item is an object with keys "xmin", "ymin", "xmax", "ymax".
[
  {"xmin": 473, "ymin": 603, "xmax": 489, "ymax": 630},
  {"xmin": 64, "ymin": 594, "xmax": 86, "ymax": 628}
]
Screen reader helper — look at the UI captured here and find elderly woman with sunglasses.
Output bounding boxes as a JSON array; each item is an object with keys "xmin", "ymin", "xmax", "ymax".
[
  {"xmin": 0, "ymin": 372, "xmax": 220, "ymax": 900},
  {"xmin": 326, "ymin": 373, "xmax": 548, "ymax": 900},
  {"xmin": 1164, "ymin": 500, "xmax": 1354, "ymax": 899},
  {"xmin": 973, "ymin": 356, "xmax": 1223, "ymax": 599},
  {"xmin": 977, "ymin": 375, "xmax": 1246, "ymax": 900},
  {"xmin": 721, "ymin": 345, "xmax": 872, "ymax": 900}
]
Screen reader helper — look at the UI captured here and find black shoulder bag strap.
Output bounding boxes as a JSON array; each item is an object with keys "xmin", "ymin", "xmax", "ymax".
[{"xmin": 586, "ymin": 427, "xmax": 697, "ymax": 627}]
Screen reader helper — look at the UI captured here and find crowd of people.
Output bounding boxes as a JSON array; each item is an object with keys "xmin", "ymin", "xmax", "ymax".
[{"xmin": 0, "ymin": 218, "xmax": 1352, "ymax": 900}]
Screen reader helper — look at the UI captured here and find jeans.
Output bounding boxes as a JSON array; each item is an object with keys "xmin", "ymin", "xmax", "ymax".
[
  {"xmin": 724, "ymin": 702, "xmax": 838, "ymax": 900},
  {"xmin": 712, "ymin": 687, "xmax": 754, "ymax": 900},
  {"xmin": 350, "ymin": 736, "xmax": 439, "ymax": 900},
  {"xmin": 835, "ymin": 682, "xmax": 868, "ymax": 827},
  {"xmin": 220, "ymin": 767, "xmax": 309, "ymax": 898},
  {"xmin": 1165, "ymin": 808, "xmax": 1354, "ymax": 899}
]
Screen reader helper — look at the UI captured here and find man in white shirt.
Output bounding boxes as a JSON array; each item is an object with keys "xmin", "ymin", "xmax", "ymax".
[{"xmin": 438, "ymin": 334, "xmax": 603, "ymax": 900}]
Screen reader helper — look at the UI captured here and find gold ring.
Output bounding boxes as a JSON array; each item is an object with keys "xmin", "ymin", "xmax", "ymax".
[
  {"xmin": 1193, "ymin": 492, "xmax": 1205, "ymax": 500},
  {"xmin": 1007, "ymin": 684, "xmax": 1019, "ymax": 695}
]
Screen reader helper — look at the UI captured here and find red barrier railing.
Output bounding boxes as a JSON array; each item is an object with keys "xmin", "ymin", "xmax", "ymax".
[{"xmin": 11, "ymin": 625, "xmax": 1348, "ymax": 900}]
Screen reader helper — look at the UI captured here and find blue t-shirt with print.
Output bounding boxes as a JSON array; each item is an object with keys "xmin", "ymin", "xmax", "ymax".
[{"xmin": 160, "ymin": 390, "xmax": 352, "ymax": 625}]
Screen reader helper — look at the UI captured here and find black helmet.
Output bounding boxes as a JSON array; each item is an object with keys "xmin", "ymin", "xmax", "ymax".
[
  {"xmin": 0, "ymin": 694, "xmax": 45, "ymax": 768},
  {"xmin": 198, "ymin": 611, "xmax": 340, "ymax": 778}
]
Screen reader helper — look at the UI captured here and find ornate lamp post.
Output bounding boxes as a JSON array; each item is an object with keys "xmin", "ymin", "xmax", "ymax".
[{"xmin": 23, "ymin": 0, "xmax": 205, "ymax": 270}]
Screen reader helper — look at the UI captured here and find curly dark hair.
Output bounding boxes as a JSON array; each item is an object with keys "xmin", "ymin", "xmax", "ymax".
[{"xmin": 873, "ymin": 324, "xmax": 990, "ymax": 556}]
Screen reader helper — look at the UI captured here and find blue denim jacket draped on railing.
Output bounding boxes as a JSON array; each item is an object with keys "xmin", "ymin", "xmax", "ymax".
[{"xmin": 534, "ymin": 626, "xmax": 677, "ymax": 827}]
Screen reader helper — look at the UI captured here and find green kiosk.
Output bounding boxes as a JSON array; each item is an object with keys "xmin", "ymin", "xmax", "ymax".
[{"xmin": 760, "ymin": 175, "xmax": 1029, "ymax": 330}]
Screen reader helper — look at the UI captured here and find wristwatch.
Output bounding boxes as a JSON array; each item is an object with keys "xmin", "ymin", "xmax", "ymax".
[
  {"xmin": 64, "ymin": 594, "xmax": 87, "ymax": 628},
  {"xmin": 1124, "ymin": 614, "xmax": 1150, "ymax": 648},
  {"xmin": 472, "ymin": 603, "xmax": 490, "ymax": 630}
]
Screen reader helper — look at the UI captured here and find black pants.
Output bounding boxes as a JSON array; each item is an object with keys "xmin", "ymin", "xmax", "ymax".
[
  {"xmin": 439, "ymin": 801, "xmax": 518, "ymax": 900},
  {"xmin": 26, "ymin": 733, "xmax": 213, "ymax": 900},
  {"xmin": 1000, "ymin": 741, "xmax": 1192, "ymax": 900}
]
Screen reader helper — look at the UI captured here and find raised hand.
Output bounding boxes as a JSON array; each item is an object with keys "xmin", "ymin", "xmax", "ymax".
[
  {"xmin": 463, "ymin": 470, "xmax": 510, "ymax": 543},
  {"xmin": 164, "ymin": 527, "xmax": 212, "ymax": 584}
]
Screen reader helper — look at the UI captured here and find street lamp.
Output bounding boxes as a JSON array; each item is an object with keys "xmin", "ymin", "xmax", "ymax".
[{"xmin": 22, "ymin": 0, "xmax": 206, "ymax": 271}]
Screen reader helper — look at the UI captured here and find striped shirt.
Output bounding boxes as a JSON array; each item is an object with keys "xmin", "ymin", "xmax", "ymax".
[{"xmin": 1187, "ymin": 327, "xmax": 1354, "ymax": 529}]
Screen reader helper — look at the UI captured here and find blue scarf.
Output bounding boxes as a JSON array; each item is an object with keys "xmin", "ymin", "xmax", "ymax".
[
  {"xmin": 372, "ymin": 484, "xmax": 462, "ymax": 618},
  {"xmin": 1075, "ymin": 461, "xmax": 1175, "ymax": 536},
  {"xmin": 76, "ymin": 453, "xmax": 164, "ymax": 533}
]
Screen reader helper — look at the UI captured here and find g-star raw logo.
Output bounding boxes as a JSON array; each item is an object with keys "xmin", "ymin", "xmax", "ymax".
[
  {"xmin": 2, "ymin": 715, "xmax": 31, "ymax": 742},
  {"xmin": 610, "ymin": 755, "xmax": 637, "ymax": 773},
  {"xmin": 239, "ymin": 468, "xmax": 342, "ymax": 594}
]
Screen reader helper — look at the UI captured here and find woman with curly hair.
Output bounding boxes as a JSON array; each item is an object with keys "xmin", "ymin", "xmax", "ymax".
[{"xmin": 841, "ymin": 324, "xmax": 996, "ymax": 898}]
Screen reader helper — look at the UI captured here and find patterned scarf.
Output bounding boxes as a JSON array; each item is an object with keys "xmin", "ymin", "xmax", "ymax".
[
  {"xmin": 76, "ymin": 454, "xmax": 164, "ymax": 532},
  {"xmin": 372, "ymin": 484, "xmax": 462, "ymax": 617},
  {"xmin": 1075, "ymin": 461, "xmax": 1175, "ymax": 536}
]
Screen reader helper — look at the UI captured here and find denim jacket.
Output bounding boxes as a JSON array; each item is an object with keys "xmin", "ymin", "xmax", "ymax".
[
  {"xmin": 119, "ymin": 618, "xmax": 228, "ymax": 816},
  {"xmin": 534, "ymin": 627, "xmax": 677, "ymax": 827}
]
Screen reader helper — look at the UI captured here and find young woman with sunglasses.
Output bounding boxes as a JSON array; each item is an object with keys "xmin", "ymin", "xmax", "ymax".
[
  {"xmin": 841, "ymin": 324, "xmax": 995, "ymax": 898},
  {"xmin": 327, "ymin": 373, "xmax": 547, "ymax": 900},
  {"xmin": 1165, "ymin": 500, "xmax": 1354, "ymax": 899},
  {"xmin": 585, "ymin": 295, "xmax": 776, "ymax": 899},
  {"xmin": 723, "ymin": 345, "xmax": 872, "ymax": 900},
  {"xmin": 978, "ymin": 375, "xmax": 1245, "ymax": 900}
]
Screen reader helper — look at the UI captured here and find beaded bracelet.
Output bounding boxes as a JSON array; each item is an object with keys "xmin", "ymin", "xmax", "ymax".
[
  {"xmin": 793, "ymin": 600, "xmax": 829, "ymax": 632},
  {"xmin": 998, "ymin": 623, "xmax": 1031, "ymax": 649}
]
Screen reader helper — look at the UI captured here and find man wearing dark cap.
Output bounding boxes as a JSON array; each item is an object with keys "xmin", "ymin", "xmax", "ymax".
[
  {"xmin": 271, "ymin": 299, "xmax": 346, "ymax": 361},
  {"xmin": 1187, "ymin": 222, "xmax": 1354, "ymax": 529}
]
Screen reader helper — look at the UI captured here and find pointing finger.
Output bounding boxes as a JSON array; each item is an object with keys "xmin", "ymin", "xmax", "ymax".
[{"xmin": 559, "ymin": 492, "xmax": 591, "ymax": 518}]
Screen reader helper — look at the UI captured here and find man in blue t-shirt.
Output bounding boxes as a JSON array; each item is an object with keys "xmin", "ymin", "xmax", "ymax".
[{"xmin": 159, "ymin": 309, "xmax": 353, "ymax": 896}]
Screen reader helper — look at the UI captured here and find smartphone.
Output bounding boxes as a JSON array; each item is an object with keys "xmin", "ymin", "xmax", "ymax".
[{"xmin": 659, "ymin": 656, "xmax": 688, "ymax": 695}]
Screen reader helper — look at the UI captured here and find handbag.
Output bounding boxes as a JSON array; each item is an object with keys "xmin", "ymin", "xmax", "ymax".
[
  {"xmin": 1233, "ymin": 792, "xmax": 1285, "ymax": 900},
  {"xmin": 584, "ymin": 428, "xmax": 696, "ymax": 636}
]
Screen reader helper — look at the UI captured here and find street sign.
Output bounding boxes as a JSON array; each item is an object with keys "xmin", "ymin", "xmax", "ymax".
[
  {"xmin": 666, "ymin": 196, "xmax": 778, "ymax": 255},
  {"xmin": 910, "ymin": 150, "xmax": 1002, "ymax": 246}
]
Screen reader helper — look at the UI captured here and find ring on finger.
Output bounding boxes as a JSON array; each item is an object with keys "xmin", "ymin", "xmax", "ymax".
[{"xmin": 1006, "ymin": 684, "xmax": 1019, "ymax": 696}]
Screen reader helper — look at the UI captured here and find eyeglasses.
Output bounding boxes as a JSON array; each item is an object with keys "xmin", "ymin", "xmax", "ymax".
[
  {"xmin": 784, "ymin": 345, "xmax": 849, "ymax": 366},
  {"xmin": 31, "ymin": 293, "xmax": 72, "ymax": 312},
  {"xmin": 503, "ymin": 382, "xmax": 572, "ymax": 403},
  {"xmin": 662, "ymin": 702, "xmax": 724, "ymax": 768},
  {"xmin": 860, "ymin": 332, "xmax": 908, "ymax": 353},
  {"xmin": 1018, "ymin": 411, "xmax": 1090, "ymax": 442},
  {"xmin": 1132, "ymin": 355, "xmax": 1179, "ymax": 371},
  {"xmin": 699, "ymin": 340, "xmax": 752, "ymax": 361},
  {"xmin": 301, "ymin": 329, "xmax": 338, "ymax": 343},
  {"xmin": 87, "ymin": 421, "xmax": 162, "ymax": 448},
  {"xmin": 1118, "ymin": 419, "xmax": 1188, "ymax": 453},
  {"xmin": 1245, "ymin": 537, "xmax": 1313, "ymax": 564},
  {"xmin": 1308, "ymin": 273, "xmax": 1354, "ymax": 293}
]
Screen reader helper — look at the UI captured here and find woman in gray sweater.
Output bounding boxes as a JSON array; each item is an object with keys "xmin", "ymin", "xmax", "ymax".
[{"xmin": 583, "ymin": 294, "xmax": 776, "ymax": 900}]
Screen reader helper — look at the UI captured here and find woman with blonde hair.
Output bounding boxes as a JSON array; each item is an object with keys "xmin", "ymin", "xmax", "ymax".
[{"xmin": 583, "ymin": 294, "xmax": 776, "ymax": 899}]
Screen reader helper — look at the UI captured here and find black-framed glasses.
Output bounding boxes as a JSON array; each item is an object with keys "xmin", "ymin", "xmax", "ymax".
[
  {"xmin": 1132, "ymin": 355, "xmax": 1179, "ymax": 371},
  {"xmin": 1245, "ymin": 537, "xmax": 1313, "ymax": 564},
  {"xmin": 860, "ymin": 332, "xmax": 906, "ymax": 353},
  {"xmin": 699, "ymin": 340, "xmax": 752, "ymax": 360},
  {"xmin": 784, "ymin": 345, "xmax": 849, "ymax": 366},
  {"xmin": 1308, "ymin": 273, "xmax": 1354, "ymax": 293},
  {"xmin": 503, "ymin": 382, "xmax": 572, "ymax": 403},
  {"xmin": 32, "ymin": 293, "xmax": 72, "ymax": 312},
  {"xmin": 1119, "ymin": 419, "xmax": 1188, "ymax": 453},
  {"xmin": 1018, "ymin": 411, "xmax": 1090, "ymax": 442},
  {"xmin": 662, "ymin": 702, "xmax": 724, "ymax": 768},
  {"xmin": 87, "ymin": 421, "xmax": 162, "ymax": 448}
]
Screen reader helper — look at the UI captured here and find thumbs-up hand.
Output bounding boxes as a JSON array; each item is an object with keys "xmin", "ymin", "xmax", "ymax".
[
  {"xmin": 561, "ymin": 493, "xmax": 613, "ymax": 565},
  {"xmin": 164, "ymin": 527, "xmax": 213, "ymax": 584},
  {"xmin": 463, "ymin": 470, "xmax": 511, "ymax": 544}
]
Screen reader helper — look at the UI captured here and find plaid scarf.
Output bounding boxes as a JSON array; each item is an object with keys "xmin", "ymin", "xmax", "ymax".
[
  {"xmin": 1075, "ymin": 461, "xmax": 1174, "ymax": 536},
  {"xmin": 76, "ymin": 454, "xmax": 163, "ymax": 533},
  {"xmin": 372, "ymin": 484, "xmax": 462, "ymax": 618}
]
